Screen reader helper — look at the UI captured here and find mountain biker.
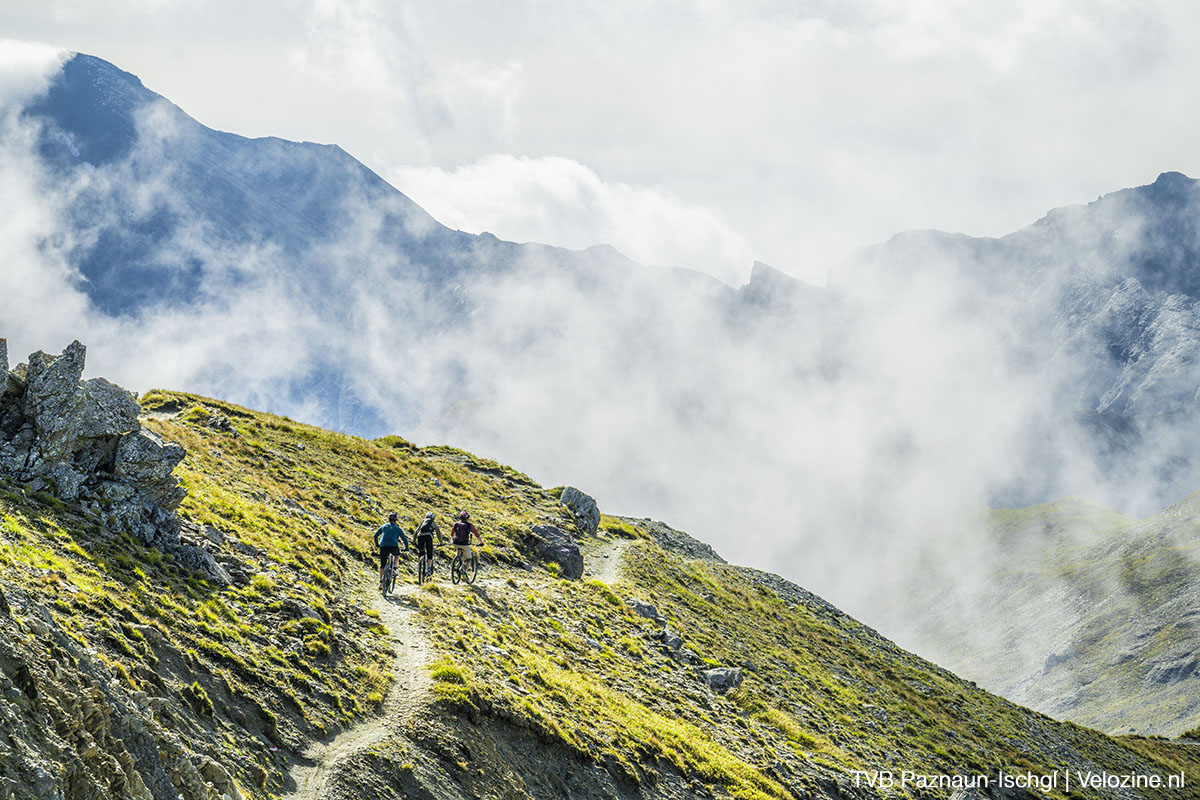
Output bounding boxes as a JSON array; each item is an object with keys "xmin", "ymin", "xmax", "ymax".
[
  {"xmin": 415, "ymin": 511, "xmax": 441, "ymax": 576},
  {"xmin": 374, "ymin": 512, "xmax": 409, "ymax": 588},
  {"xmin": 451, "ymin": 511, "xmax": 483, "ymax": 569}
]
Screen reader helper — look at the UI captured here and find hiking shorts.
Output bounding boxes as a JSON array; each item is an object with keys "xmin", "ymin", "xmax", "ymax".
[
  {"xmin": 455, "ymin": 543, "xmax": 473, "ymax": 561},
  {"xmin": 379, "ymin": 546, "xmax": 400, "ymax": 569},
  {"xmin": 416, "ymin": 534, "xmax": 434, "ymax": 561}
]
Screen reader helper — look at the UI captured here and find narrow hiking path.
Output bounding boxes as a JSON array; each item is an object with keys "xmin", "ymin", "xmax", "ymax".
[
  {"xmin": 284, "ymin": 536, "xmax": 627, "ymax": 799},
  {"xmin": 282, "ymin": 577, "xmax": 431, "ymax": 800},
  {"xmin": 585, "ymin": 536, "xmax": 631, "ymax": 585}
]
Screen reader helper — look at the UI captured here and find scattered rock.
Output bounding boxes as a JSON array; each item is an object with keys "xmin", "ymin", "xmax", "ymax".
[
  {"xmin": 282, "ymin": 598, "xmax": 322, "ymax": 621},
  {"xmin": 192, "ymin": 753, "xmax": 244, "ymax": 800},
  {"xmin": 628, "ymin": 600, "xmax": 662, "ymax": 622},
  {"xmin": 655, "ymin": 628, "xmax": 684, "ymax": 653},
  {"xmin": 524, "ymin": 525, "xmax": 584, "ymax": 580},
  {"xmin": 634, "ymin": 518, "xmax": 725, "ymax": 563},
  {"xmin": 701, "ymin": 667, "xmax": 743, "ymax": 693},
  {"xmin": 1145, "ymin": 655, "xmax": 1197, "ymax": 685},
  {"xmin": 172, "ymin": 546, "xmax": 232, "ymax": 587},
  {"xmin": 559, "ymin": 487, "xmax": 600, "ymax": 537},
  {"xmin": 232, "ymin": 541, "xmax": 265, "ymax": 559}
]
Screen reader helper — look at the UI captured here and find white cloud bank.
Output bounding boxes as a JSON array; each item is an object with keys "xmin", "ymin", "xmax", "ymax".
[{"xmin": 393, "ymin": 155, "xmax": 756, "ymax": 284}]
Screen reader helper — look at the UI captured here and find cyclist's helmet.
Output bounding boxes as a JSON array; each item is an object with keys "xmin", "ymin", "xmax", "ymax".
[
  {"xmin": 388, "ymin": 512, "xmax": 398, "ymax": 522},
  {"xmin": 459, "ymin": 511, "xmax": 470, "ymax": 521},
  {"xmin": 425, "ymin": 512, "xmax": 435, "ymax": 520}
]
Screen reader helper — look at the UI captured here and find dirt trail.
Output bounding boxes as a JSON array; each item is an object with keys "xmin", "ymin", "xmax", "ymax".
[
  {"xmin": 586, "ymin": 536, "xmax": 631, "ymax": 585},
  {"xmin": 284, "ymin": 538, "xmax": 626, "ymax": 799},
  {"xmin": 282, "ymin": 579, "xmax": 431, "ymax": 800}
]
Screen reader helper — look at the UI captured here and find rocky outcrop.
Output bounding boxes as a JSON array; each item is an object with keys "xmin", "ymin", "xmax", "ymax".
[
  {"xmin": 559, "ymin": 487, "xmax": 600, "ymax": 537},
  {"xmin": 524, "ymin": 524, "xmax": 584, "ymax": 580},
  {"xmin": 0, "ymin": 584, "xmax": 238, "ymax": 800},
  {"xmin": 0, "ymin": 339, "xmax": 186, "ymax": 551}
]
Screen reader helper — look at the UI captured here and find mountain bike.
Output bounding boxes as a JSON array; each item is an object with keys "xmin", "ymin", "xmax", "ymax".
[
  {"xmin": 417, "ymin": 550, "xmax": 434, "ymax": 585},
  {"xmin": 381, "ymin": 551, "xmax": 400, "ymax": 596},
  {"xmin": 450, "ymin": 548, "xmax": 479, "ymax": 584}
]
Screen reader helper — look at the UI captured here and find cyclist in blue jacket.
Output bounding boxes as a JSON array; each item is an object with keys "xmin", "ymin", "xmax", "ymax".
[{"xmin": 374, "ymin": 512, "xmax": 409, "ymax": 588}]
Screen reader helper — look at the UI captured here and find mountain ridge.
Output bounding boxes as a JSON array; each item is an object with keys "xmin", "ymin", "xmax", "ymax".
[{"xmin": 3, "ymin": 338, "xmax": 1200, "ymax": 798}]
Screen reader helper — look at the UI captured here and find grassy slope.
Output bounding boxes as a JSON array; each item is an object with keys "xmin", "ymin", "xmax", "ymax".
[
  {"xmin": 2, "ymin": 390, "xmax": 1199, "ymax": 799},
  {"xmin": 907, "ymin": 495, "xmax": 1200, "ymax": 736}
]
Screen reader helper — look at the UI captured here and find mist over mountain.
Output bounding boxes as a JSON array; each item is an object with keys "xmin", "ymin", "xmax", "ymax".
[
  {"xmin": 839, "ymin": 170, "xmax": 1200, "ymax": 513},
  {"xmin": 7, "ymin": 49, "xmax": 1200, "ymax": 638}
]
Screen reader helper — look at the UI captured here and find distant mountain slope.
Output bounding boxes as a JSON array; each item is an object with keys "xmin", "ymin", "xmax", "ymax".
[
  {"xmin": 897, "ymin": 492, "xmax": 1200, "ymax": 737},
  {"xmin": 2, "ymin": 341, "xmax": 1199, "ymax": 797}
]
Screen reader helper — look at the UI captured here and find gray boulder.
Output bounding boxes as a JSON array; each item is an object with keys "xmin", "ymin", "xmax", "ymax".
[
  {"xmin": 628, "ymin": 600, "xmax": 661, "ymax": 622},
  {"xmin": 525, "ymin": 524, "xmax": 584, "ymax": 580},
  {"xmin": 115, "ymin": 430, "xmax": 186, "ymax": 509},
  {"xmin": 77, "ymin": 377, "xmax": 142, "ymax": 439},
  {"xmin": 702, "ymin": 667, "xmax": 744, "ymax": 693},
  {"xmin": 655, "ymin": 627, "xmax": 683, "ymax": 652},
  {"xmin": 559, "ymin": 487, "xmax": 600, "ymax": 537},
  {"xmin": 171, "ymin": 545, "xmax": 232, "ymax": 587},
  {"xmin": 0, "ymin": 338, "xmax": 6, "ymax": 385}
]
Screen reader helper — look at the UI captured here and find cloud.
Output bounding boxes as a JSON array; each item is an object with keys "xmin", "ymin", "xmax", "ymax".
[
  {"xmin": 393, "ymin": 155, "xmax": 756, "ymax": 284},
  {"xmin": 0, "ymin": 39, "xmax": 67, "ymax": 107}
]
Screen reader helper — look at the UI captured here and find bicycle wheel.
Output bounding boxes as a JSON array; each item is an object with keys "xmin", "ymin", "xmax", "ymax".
[
  {"xmin": 381, "ymin": 563, "xmax": 391, "ymax": 596},
  {"xmin": 465, "ymin": 555, "xmax": 479, "ymax": 584},
  {"xmin": 388, "ymin": 558, "xmax": 398, "ymax": 594},
  {"xmin": 451, "ymin": 554, "xmax": 462, "ymax": 585},
  {"xmin": 417, "ymin": 556, "xmax": 428, "ymax": 585}
]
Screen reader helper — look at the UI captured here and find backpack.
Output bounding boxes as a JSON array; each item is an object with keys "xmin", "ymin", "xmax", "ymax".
[
  {"xmin": 452, "ymin": 520, "xmax": 472, "ymax": 544},
  {"xmin": 418, "ymin": 518, "xmax": 436, "ymax": 536}
]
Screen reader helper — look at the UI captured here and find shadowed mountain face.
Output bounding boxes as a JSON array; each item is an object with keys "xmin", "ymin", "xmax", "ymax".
[{"xmin": 11, "ymin": 51, "xmax": 1200, "ymax": 633}]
